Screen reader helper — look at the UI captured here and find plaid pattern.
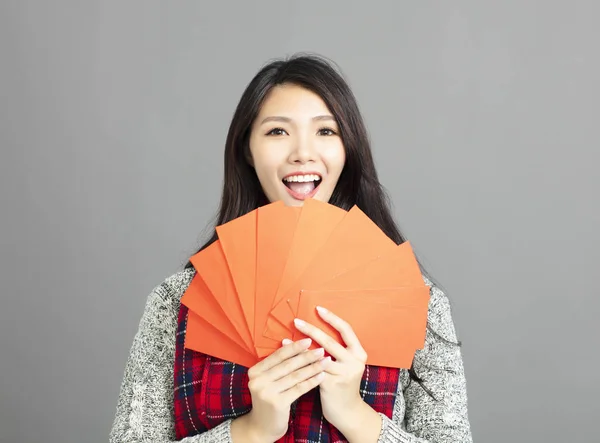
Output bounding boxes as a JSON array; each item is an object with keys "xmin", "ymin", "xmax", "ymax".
[{"xmin": 174, "ymin": 304, "xmax": 400, "ymax": 442}]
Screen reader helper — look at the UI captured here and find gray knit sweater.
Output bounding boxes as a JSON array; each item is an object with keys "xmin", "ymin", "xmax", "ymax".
[{"xmin": 109, "ymin": 267, "xmax": 472, "ymax": 442}]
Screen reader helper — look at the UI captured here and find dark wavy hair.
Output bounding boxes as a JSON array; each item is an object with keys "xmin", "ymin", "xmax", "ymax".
[{"xmin": 185, "ymin": 53, "xmax": 455, "ymax": 398}]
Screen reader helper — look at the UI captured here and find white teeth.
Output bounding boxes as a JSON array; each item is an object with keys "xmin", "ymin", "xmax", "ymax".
[{"xmin": 283, "ymin": 174, "xmax": 321, "ymax": 183}]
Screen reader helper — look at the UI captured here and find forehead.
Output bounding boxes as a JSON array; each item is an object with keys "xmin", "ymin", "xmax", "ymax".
[{"xmin": 257, "ymin": 84, "xmax": 331, "ymax": 117}]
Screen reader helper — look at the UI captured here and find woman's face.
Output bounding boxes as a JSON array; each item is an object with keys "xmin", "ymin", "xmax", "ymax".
[{"xmin": 248, "ymin": 84, "xmax": 346, "ymax": 207}]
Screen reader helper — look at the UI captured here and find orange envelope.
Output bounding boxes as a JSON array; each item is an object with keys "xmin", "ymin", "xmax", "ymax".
[
  {"xmin": 185, "ymin": 309, "xmax": 258, "ymax": 368},
  {"xmin": 273, "ymin": 241, "xmax": 426, "ymax": 324},
  {"xmin": 190, "ymin": 240, "xmax": 254, "ymax": 352},
  {"xmin": 181, "ymin": 273, "xmax": 251, "ymax": 353},
  {"xmin": 318, "ymin": 241, "xmax": 424, "ymax": 290},
  {"xmin": 261, "ymin": 199, "xmax": 346, "ymax": 345},
  {"xmin": 254, "ymin": 202, "xmax": 301, "ymax": 353},
  {"xmin": 181, "ymin": 199, "xmax": 431, "ymax": 371},
  {"xmin": 264, "ymin": 204, "xmax": 398, "ymax": 339},
  {"xmin": 216, "ymin": 209, "xmax": 257, "ymax": 341},
  {"xmin": 274, "ymin": 199, "xmax": 346, "ymax": 301},
  {"xmin": 292, "ymin": 287, "xmax": 431, "ymax": 368}
]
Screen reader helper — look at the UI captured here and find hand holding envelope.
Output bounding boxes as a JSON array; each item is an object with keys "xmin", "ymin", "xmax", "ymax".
[{"xmin": 180, "ymin": 198, "xmax": 430, "ymax": 369}]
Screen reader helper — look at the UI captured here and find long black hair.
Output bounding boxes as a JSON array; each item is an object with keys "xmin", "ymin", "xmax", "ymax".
[{"xmin": 185, "ymin": 53, "xmax": 456, "ymax": 397}]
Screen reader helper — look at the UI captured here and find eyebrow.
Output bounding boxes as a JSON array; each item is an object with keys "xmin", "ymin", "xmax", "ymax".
[{"xmin": 259, "ymin": 115, "xmax": 336, "ymax": 125}]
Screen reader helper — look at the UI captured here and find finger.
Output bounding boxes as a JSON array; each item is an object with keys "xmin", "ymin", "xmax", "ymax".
[
  {"xmin": 277, "ymin": 356, "xmax": 332, "ymax": 393},
  {"xmin": 281, "ymin": 371, "xmax": 326, "ymax": 405},
  {"xmin": 319, "ymin": 358, "xmax": 344, "ymax": 376},
  {"xmin": 293, "ymin": 318, "xmax": 348, "ymax": 362},
  {"xmin": 269, "ymin": 347, "xmax": 326, "ymax": 383},
  {"xmin": 316, "ymin": 306, "xmax": 366, "ymax": 355},
  {"xmin": 249, "ymin": 338, "xmax": 312, "ymax": 377}
]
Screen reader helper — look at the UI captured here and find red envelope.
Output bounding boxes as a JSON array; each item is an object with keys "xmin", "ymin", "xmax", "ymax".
[
  {"xmin": 264, "ymin": 204, "xmax": 398, "ymax": 339},
  {"xmin": 293, "ymin": 287, "xmax": 431, "ymax": 368},
  {"xmin": 190, "ymin": 240, "xmax": 254, "ymax": 352},
  {"xmin": 181, "ymin": 199, "xmax": 431, "ymax": 370},
  {"xmin": 253, "ymin": 202, "xmax": 301, "ymax": 353},
  {"xmin": 263, "ymin": 199, "xmax": 346, "ymax": 338},
  {"xmin": 185, "ymin": 310, "xmax": 258, "ymax": 368},
  {"xmin": 271, "ymin": 241, "xmax": 426, "ymax": 328},
  {"xmin": 181, "ymin": 273, "xmax": 251, "ymax": 352},
  {"xmin": 216, "ymin": 209, "xmax": 257, "ymax": 341}
]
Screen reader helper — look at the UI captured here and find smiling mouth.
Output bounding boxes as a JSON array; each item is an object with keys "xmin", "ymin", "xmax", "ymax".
[{"xmin": 282, "ymin": 174, "xmax": 322, "ymax": 199}]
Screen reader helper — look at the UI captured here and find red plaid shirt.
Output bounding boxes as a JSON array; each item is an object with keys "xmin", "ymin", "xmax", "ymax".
[{"xmin": 174, "ymin": 304, "xmax": 400, "ymax": 442}]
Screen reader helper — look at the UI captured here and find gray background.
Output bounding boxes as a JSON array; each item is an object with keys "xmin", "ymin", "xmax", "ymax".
[{"xmin": 1, "ymin": 1, "xmax": 598, "ymax": 442}]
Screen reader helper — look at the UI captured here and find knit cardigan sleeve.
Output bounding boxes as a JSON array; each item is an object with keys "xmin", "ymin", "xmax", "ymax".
[
  {"xmin": 109, "ymin": 268, "xmax": 234, "ymax": 442},
  {"xmin": 376, "ymin": 281, "xmax": 473, "ymax": 443}
]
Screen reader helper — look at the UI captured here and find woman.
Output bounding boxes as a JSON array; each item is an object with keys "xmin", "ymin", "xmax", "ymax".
[{"xmin": 109, "ymin": 53, "xmax": 472, "ymax": 442}]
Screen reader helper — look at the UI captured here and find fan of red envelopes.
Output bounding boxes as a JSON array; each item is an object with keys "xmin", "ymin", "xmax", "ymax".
[{"xmin": 180, "ymin": 198, "xmax": 431, "ymax": 369}]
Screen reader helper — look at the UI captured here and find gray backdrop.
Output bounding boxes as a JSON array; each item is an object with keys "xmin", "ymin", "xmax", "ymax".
[{"xmin": 1, "ymin": 1, "xmax": 599, "ymax": 442}]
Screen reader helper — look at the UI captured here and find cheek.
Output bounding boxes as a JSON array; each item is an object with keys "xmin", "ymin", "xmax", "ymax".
[
  {"xmin": 323, "ymin": 143, "xmax": 346, "ymax": 175},
  {"xmin": 250, "ymin": 146, "xmax": 286, "ymax": 184},
  {"xmin": 254, "ymin": 155, "xmax": 281, "ymax": 176}
]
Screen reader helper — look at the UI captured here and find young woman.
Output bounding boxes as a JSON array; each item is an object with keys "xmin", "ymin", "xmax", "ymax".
[{"xmin": 109, "ymin": 54, "xmax": 472, "ymax": 443}]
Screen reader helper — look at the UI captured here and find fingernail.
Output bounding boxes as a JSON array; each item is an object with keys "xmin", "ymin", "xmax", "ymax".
[
  {"xmin": 316, "ymin": 306, "xmax": 328, "ymax": 315},
  {"xmin": 321, "ymin": 356, "xmax": 332, "ymax": 366},
  {"xmin": 313, "ymin": 347, "xmax": 324, "ymax": 357},
  {"xmin": 299, "ymin": 337, "xmax": 312, "ymax": 347},
  {"xmin": 282, "ymin": 338, "xmax": 293, "ymax": 346},
  {"xmin": 294, "ymin": 318, "xmax": 306, "ymax": 328}
]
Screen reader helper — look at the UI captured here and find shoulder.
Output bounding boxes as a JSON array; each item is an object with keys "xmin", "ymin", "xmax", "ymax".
[
  {"xmin": 153, "ymin": 267, "xmax": 196, "ymax": 301},
  {"xmin": 137, "ymin": 267, "xmax": 196, "ymax": 329},
  {"xmin": 421, "ymin": 275, "xmax": 457, "ymax": 341},
  {"xmin": 411, "ymin": 274, "xmax": 464, "ymax": 372}
]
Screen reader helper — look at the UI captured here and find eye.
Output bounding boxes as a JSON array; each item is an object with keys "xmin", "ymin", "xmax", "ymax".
[
  {"xmin": 318, "ymin": 127, "xmax": 337, "ymax": 136},
  {"xmin": 266, "ymin": 127, "xmax": 288, "ymax": 136}
]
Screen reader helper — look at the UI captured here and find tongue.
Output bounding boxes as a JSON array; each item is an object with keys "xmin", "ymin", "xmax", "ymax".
[{"xmin": 288, "ymin": 181, "xmax": 315, "ymax": 195}]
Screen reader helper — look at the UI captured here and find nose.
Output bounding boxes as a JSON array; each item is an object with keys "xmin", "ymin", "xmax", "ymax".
[{"xmin": 288, "ymin": 135, "xmax": 316, "ymax": 164}]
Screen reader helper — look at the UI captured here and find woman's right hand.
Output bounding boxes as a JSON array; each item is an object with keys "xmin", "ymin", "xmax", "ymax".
[{"xmin": 230, "ymin": 337, "xmax": 330, "ymax": 442}]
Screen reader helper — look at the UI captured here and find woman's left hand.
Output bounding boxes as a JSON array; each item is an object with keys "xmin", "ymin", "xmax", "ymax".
[{"xmin": 293, "ymin": 307, "xmax": 382, "ymax": 440}]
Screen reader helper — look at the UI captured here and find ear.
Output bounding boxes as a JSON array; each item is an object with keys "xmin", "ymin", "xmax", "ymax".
[{"xmin": 244, "ymin": 145, "xmax": 254, "ymax": 168}]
